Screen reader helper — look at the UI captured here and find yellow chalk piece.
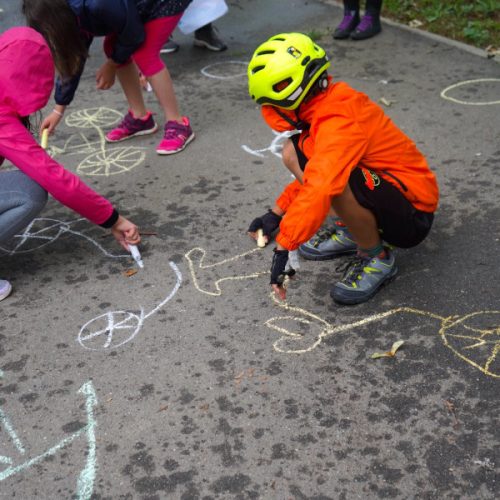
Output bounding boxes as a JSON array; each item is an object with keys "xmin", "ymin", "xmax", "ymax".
[
  {"xmin": 41, "ymin": 129, "xmax": 49, "ymax": 150},
  {"xmin": 256, "ymin": 229, "xmax": 266, "ymax": 248}
]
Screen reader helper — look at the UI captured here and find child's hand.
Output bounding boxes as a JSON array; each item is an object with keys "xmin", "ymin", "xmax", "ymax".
[
  {"xmin": 96, "ymin": 60, "xmax": 117, "ymax": 90},
  {"xmin": 110, "ymin": 215, "xmax": 141, "ymax": 251},
  {"xmin": 248, "ymin": 210, "xmax": 282, "ymax": 246},
  {"xmin": 39, "ymin": 111, "xmax": 63, "ymax": 136}
]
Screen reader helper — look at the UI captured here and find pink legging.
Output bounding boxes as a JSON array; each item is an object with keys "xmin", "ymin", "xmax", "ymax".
[{"xmin": 103, "ymin": 14, "xmax": 182, "ymax": 77}]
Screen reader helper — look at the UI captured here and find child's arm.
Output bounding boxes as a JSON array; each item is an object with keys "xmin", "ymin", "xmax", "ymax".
[{"xmin": 0, "ymin": 116, "xmax": 115, "ymax": 226}]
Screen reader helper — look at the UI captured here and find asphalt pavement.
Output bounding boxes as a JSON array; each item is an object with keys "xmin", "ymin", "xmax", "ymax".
[{"xmin": 0, "ymin": 0, "xmax": 499, "ymax": 498}]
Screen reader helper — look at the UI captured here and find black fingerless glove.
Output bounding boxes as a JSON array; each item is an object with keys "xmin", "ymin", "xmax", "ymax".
[
  {"xmin": 248, "ymin": 209, "xmax": 282, "ymax": 238},
  {"xmin": 270, "ymin": 248, "xmax": 289, "ymax": 285}
]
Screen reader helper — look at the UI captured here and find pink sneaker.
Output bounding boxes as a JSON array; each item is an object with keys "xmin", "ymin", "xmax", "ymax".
[
  {"xmin": 156, "ymin": 117, "xmax": 194, "ymax": 155},
  {"xmin": 105, "ymin": 110, "xmax": 158, "ymax": 142}
]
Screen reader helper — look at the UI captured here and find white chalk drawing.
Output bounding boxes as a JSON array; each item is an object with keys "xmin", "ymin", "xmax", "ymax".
[
  {"xmin": 266, "ymin": 295, "xmax": 500, "ymax": 379},
  {"xmin": 440, "ymin": 78, "xmax": 500, "ymax": 105},
  {"xmin": 0, "ymin": 217, "xmax": 128, "ymax": 259},
  {"xmin": 0, "ymin": 371, "xmax": 98, "ymax": 499},
  {"xmin": 47, "ymin": 107, "xmax": 146, "ymax": 176},
  {"xmin": 77, "ymin": 261, "xmax": 182, "ymax": 350},
  {"xmin": 184, "ymin": 247, "xmax": 267, "ymax": 296},
  {"xmin": 201, "ymin": 61, "xmax": 248, "ymax": 80},
  {"xmin": 242, "ymin": 130, "xmax": 296, "ymax": 159}
]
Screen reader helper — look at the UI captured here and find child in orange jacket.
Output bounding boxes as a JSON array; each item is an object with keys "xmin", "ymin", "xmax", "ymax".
[{"xmin": 247, "ymin": 33, "xmax": 438, "ymax": 305}]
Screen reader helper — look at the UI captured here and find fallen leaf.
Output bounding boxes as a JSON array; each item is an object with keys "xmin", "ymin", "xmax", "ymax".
[
  {"xmin": 409, "ymin": 19, "xmax": 423, "ymax": 28},
  {"xmin": 371, "ymin": 340, "xmax": 405, "ymax": 359},
  {"xmin": 123, "ymin": 269, "xmax": 138, "ymax": 277},
  {"xmin": 379, "ymin": 97, "xmax": 398, "ymax": 107}
]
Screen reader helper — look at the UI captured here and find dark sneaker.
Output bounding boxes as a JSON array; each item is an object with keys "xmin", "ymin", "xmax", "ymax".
[
  {"xmin": 333, "ymin": 10, "xmax": 360, "ymax": 39},
  {"xmin": 160, "ymin": 37, "xmax": 180, "ymax": 54},
  {"xmin": 105, "ymin": 110, "xmax": 158, "ymax": 142},
  {"xmin": 299, "ymin": 225, "xmax": 357, "ymax": 260},
  {"xmin": 156, "ymin": 117, "xmax": 195, "ymax": 155},
  {"xmin": 0, "ymin": 280, "xmax": 12, "ymax": 301},
  {"xmin": 350, "ymin": 14, "xmax": 382, "ymax": 40},
  {"xmin": 331, "ymin": 250, "xmax": 397, "ymax": 305},
  {"xmin": 194, "ymin": 24, "xmax": 227, "ymax": 51}
]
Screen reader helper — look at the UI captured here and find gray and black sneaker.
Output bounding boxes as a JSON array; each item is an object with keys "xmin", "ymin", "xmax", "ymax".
[
  {"xmin": 331, "ymin": 250, "xmax": 397, "ymax": 305},
  {"xmin": 194, "ymin": 24, "xmax": 227, "ymax": 51},
  {"xmin": 299, "ymin": 225, "xmax": 357, "ymax": 261},
  {"xmin": 160, "ymin": 37, "xmax": 180, "ymax": 54}
]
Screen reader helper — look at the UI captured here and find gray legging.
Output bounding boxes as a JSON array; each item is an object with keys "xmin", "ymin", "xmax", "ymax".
[{"xmin": 0, "ymin": 170, "xmax": 48, "ymax": 244}]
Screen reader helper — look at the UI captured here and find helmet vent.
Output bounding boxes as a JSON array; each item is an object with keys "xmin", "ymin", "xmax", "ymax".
[
  {"xmin": 273, "ymin": 78, "xmax": 292, "ymax": 92},
  {"xmin": 251, "ymin": 65, "xmax": 265, "ymax": 74},
  {"xmin": 301, "ymin": 55, "xmax": 311, "ymax": 66},
  {"xmin": 257, "ymin": 50, "xmax": 275, "ymax": 55}
]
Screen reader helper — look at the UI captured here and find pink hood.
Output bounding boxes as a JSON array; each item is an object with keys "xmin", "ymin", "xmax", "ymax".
[{"xmin": 0, "ymin": 27, "xmax": 54, "ymax": 117}]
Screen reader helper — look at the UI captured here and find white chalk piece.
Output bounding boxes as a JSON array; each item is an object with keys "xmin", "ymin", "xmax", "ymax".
[
  {"xmin": 129, "ymin": 244, "xmax": 144, "ymax": 268},
  {"xmin": 256, "ymin": 229, "xmax": 266, "ymax": 248},
  {"xmin": 41, "ymin": 129, "xmax": 49, "ymax": 150}
]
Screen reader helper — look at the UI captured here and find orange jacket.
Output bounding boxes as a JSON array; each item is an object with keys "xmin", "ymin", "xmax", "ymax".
[{"xmin": 261, "ymin": 81, "xmax": 439, "ymax": 251}]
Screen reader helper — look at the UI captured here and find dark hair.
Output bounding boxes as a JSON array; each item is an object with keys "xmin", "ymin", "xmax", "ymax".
[{"xmin": 22, "ymin": 0, "xmax": 88, "ymax": 77}]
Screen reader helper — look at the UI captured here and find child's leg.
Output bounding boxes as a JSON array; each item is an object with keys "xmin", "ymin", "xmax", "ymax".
[
  {"xmin": 133, "ymin": 15, "xmax": 184, "ymax": 124},
  {"xmin": 282, "ymin": 138, "xmax": 304, "ymax": 184},
  {"xmin": 116, "ymin": 62, "xmax": 148, "ymax": 118},
  {"xmin": 0, "ymin": 170, "xmax": 47, "ymax": 244},
  {"xmin": 331, "ymin": 182, "xmax": 381, "ymax": 251}
]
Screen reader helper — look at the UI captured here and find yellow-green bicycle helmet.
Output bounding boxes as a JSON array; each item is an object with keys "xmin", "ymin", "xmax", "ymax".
[{"xmin": 248, "ymin": 32, "xmax": 330, "ymax": 110}]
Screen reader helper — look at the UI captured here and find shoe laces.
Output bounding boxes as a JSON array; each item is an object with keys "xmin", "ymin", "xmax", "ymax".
[
  {"xmin": 311, "ymin": 227, "xmax": 336, "ymax": 247},
  {"xmin": 164, "ymin": 120, "xmax": 187, "ymax": 139},
  {"xmin": 356, "ymin": 14, "xmax": 374, "ymax": 32},
  {"xmin": 336, "ymin": 255, "xmax": 370, "ymax": 285}
]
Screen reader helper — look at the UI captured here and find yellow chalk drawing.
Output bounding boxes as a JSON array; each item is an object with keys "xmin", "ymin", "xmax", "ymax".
[
  {"xmin": 184, "ymin": 247, "xmax": 267, "ymax": 296},
  {"xmin": 440, "ymin": 78, "xmax": 500, "ymax": 105},
  {"xmin": 47, "ymin": 107, "xmax": 146, "ymax": 176},
  {"xmin": 267, "ymin": 295, "xmax": 500, "ymax": 379},
  {"xmin": 185, "ymin": 247, "xmax": 499, "ymax": 378}
]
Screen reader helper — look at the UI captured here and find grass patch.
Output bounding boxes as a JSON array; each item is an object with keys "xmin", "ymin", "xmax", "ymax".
[{"xmin": 383, "ymin": 0, "xmax": 499, "ymax": 49}]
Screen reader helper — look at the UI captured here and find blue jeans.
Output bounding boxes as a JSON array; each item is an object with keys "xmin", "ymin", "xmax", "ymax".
[{"xmin": 0, "ymin": 170, "xmax": 48, "ymax": 245}]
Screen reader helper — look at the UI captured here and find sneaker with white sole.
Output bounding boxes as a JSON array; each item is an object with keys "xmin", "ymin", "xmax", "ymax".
[
  {"xmin": 299, "ymin": 224, "xmax": 357, "ymax": 260},
  {"xmin": 194, "ymin": 24, "xmax": 227, "ymax": 51},
  {"xmin": 331, "ymin": 250, "xmax": 397, "ymax": 305},
  {"xmin": 156, "ymin": 117, "xmax": 195, "ymax": 155},
  {"xmin": 105, "ymin": 110, "xmax": 158, "ymax": 143},
  {"xmin": 0, "ymin": 280, "xmax": 12, "ymax": 301}
]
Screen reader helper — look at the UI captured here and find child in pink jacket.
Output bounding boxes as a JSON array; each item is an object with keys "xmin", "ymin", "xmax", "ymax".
[{"xmin": 0, "ymin": 27, "xmax": 140, "ymax": 301}]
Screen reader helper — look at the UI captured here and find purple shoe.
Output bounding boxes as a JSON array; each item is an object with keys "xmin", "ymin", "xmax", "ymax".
[
  {"xmin": 333, "ymin": 10, "xmax": 360, "ymax": 39},
  {"xmin": 105, "ymin": 110, "xmax": 158, "ymax": 142},
  {"xmin": 351, "ymin": 13, "xmax": 382, "ymax": 40},
  {"xmin": 156, "ymin": 117, "xmax": 195, "ymax": 155}
]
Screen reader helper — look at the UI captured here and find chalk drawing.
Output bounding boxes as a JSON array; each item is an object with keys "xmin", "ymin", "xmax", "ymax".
[
  {"xmin": 440, "ymin": 78, "xmax": 500, "ymax": 105},
  {"xmin": 77, "ymin": 261, "xmax": 182, "ymax": 350},
  {"xmin": 0, "ymin": 372, "xmax": 98, "ymax": 500},
  {"xmin": 184, "ymin": 247, "xmax": 499, "ymax": 378},
  {"xmin": 0, "ymin": 217, "xmax": 128, "ymax": 258},
  {"xmin": 201, "ymin": 61, "xmax": 248, "ymax": 80},
  {"xmin": 185, "ymin": 247, "xmax": 267, "ymax": 296},
  {"xmin": 47, "ymin": 107, "xmax": 146, "ymax": 176},
  {"xmin": 266, "ymin": 295, "xmax": 500, "ymax": 379},
  {"xmin": 242, "ymin": 130, "xmax": 296, "ymax": 159}
]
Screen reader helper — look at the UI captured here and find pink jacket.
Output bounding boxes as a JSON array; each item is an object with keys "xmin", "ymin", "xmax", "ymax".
[{"xmin": 0, "ymin": 27, "xmax": 116, "ymax": 227}]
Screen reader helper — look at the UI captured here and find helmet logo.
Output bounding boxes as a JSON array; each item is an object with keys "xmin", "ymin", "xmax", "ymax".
[{"xmin": 287, "ymin": 46, "xmax": 302, "ymax": 59}]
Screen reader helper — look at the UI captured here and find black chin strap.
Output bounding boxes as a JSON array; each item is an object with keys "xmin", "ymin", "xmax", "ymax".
[{"xmin": 273, "ymin": 107, "xmax": 310, "ymax": 132}]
